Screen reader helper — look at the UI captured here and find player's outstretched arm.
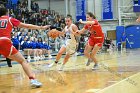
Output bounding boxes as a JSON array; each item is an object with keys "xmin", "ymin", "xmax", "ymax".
[
  {"xmin": 79, "ymin": 19, "xmax": 96, "ymax": 25},
  {"xmin": 75, "ymin": 28, "xmax": 86, "ymax": 35},
  {"xmin": 17, "ymin": 22, "xmax": 50, "ymax": 30}
]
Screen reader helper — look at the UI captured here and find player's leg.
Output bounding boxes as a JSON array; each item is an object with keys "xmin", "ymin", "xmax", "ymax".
[
  {"xmin": 56, "ymin": 46, "xmax": 66, "ymax": 62},
  {"xmin": 59, "ymin": 53, "xmax": 70, "ymax": 71},
  {"xmin": 48, "ymin": 46, "xmax": 66, "ymax": 67},
  {"xmin": 84, "ymin": 43, "xmax": 93, "ymax": 66},
  {"xmin": 58, "ymin": 41, "xmax": 78, "ymax": 71},
  {"xmin": 8, "ymin": 51, "xmax": 42, "ymax": 88},
  {"xmin": 91, "ymin": 44, "xmax": 102, "ymax": 70}
]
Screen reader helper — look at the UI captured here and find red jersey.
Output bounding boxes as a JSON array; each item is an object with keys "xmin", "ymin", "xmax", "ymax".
[
  {"xmin": 84, "ymin": 19, "xmax": 104, "ymax": 38},
  {"xmin": 0, "ymin": 16, "xmax": 20, "ymax": 38}
]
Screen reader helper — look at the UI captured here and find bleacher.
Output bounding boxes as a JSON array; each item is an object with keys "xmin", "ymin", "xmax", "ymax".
[{"xmin": 0, "ymin": 0, "xmax": 87, "ymax": 67}]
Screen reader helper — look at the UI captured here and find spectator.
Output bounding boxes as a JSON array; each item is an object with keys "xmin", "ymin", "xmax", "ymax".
[{"xmin": 104, "ymin": 37, "xmax": 111, "ymax": 49}]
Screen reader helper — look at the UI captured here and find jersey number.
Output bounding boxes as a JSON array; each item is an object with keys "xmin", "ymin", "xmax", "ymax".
[
  {"xmin": 0, "ymin": 20, "xmax": 8, "ymax": 29},
  {"xmin": 66, "ymin": 35, "xmax": 71, "ymax": 39}
]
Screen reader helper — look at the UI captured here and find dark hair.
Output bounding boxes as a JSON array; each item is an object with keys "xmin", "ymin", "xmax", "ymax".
[
  {"xmin": 0, "ymin": 4, "xmax": 7, "ymax": 17},
  {"xmin": 66, "ymin": 14, "xmax": 72, "ymax": 20},
  {"xmin": 87, "ymin": 12, "xmax": 96, "ymax": 19},
  {"xmin": 38, "ymin": 37, "xmax": 43, "ymax": 42}
]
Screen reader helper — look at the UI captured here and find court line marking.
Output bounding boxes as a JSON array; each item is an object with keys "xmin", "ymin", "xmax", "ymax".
[{"xmin": 93, "ymin": 72, "xmax": 140, "ymax": 93}]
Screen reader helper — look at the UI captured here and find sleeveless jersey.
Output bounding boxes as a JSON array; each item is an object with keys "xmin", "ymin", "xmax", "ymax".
[
  {"xmin": 0, "ymin": 16, "xmax": 20, "ymax": 38},
  {"xmin": 64, "ymin": 24, "xmax": 77, "ymax": 43}
]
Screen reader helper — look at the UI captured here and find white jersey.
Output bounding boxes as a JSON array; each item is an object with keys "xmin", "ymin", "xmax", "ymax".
[
  {"xmin": 63, "ymin": 24, "xmax": 78, "ymax": 54},
  {"xmin": 64, "ymin": 24, "xmax": 77, "ymax": 43}
]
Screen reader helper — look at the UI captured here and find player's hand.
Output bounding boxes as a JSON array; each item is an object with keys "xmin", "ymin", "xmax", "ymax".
[
  {"xmin": 75, "ymin": 30, "xmax": 80, "ymax": 35},
  {"xmin": 79, "ymin": 19, "xmax": 83, "ymax": 23}
]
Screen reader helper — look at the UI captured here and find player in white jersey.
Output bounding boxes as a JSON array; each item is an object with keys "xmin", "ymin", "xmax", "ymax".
[{"xmin": 48, "ymin": 14, "xmax": 79, "ymax": 71}]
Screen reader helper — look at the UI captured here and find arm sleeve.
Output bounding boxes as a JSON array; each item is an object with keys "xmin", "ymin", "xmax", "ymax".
[{"xmin": 10, "ymin": 18, "xmax": 20, "ymax": 27}]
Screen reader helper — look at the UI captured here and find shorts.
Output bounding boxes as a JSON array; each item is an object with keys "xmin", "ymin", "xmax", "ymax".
[
  {"xmin": 62, "ymin": 39, "xmax": 77, "ymax": 55},
  {"xmin": 88, "ymin": 37, "xmax": 104, "ymax": 47},
  {"xmin": 0, "ymin": 37, "xmax": 18, "ymax": 57}
]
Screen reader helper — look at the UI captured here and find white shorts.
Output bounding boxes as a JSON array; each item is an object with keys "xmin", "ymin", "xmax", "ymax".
[{"xmin": 62, "ymin": 39, "xmax": 77, "ymax": 55}]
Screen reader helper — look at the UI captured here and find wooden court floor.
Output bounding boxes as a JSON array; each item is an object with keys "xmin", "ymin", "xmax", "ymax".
[{"xmin": 0, "ymin": 49, "xmax": 140, "ymax": 93}]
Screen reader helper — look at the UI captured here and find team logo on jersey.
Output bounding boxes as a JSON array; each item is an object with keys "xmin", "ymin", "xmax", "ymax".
[{"xmin": 0, "ymin": 20, "xmax": 8, "ymax": 29}]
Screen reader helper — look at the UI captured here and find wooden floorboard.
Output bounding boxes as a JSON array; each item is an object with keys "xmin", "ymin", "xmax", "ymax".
[{"xmin": 0, "ymin": 49, "xmax": 140, "ymax": 93}]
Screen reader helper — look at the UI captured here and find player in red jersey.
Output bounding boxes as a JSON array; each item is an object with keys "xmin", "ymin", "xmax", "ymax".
[
  {"xmin": 0, "ymin": 5, "xmax": 50, "ymax": 88},
  {"xmin": 76, "ymin": 12, "xmax": 104, "ymax": 70}
]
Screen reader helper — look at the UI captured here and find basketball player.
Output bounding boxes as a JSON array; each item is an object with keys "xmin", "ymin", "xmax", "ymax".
[
  {"xmin": 0, "ymin": 5, "xmax": 50, "ymax": 88},
  {"xmin": 48, "ymin": 14, "xmax": 79, "ymax": 71},
  {"xmin": 76, "ymin": 12, "xmax": 104, "ymax": 70}
]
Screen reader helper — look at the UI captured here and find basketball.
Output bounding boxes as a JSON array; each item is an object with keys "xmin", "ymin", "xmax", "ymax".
[{"xmin": 48, "ymin": 29, "xmax": 60, "ymax": 39}]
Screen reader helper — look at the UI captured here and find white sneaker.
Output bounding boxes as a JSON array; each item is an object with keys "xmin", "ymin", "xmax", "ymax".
[
  {"xmin": 37, "ymin": 56, "xmax": 40, "ymax": 61},
  {"xmin": 27, "ymin": 56, "xmax": 31, "ymax": 62},
  {"xmin": 48, "ymin": 62, "xmax": 57, "ymax": 68},
  {"xmin": 27, "ymin": 59, "xmax": 31, "ymax": 62},
  {"xmin": 75, "ymin": 52, "xmax": 78, "ymax": 56},
  {"xmin": 40, "ymin": 55, "xmax": 44, "ymax": 60},
  {"xmin": 27, "ymin": 56, "xmax": 31, "ymax": 59},
  {"xmin": 34, "ymin": 56, "xmax": 37, "ymax": 61},
  {"xmin": 59, "ymin": 65, "xmax": 64, "ymax": 71},
  {"xmin": 48, "ymin": 55, "xmax": 52, "ymax": 58},
  {"xmin": 30, "ymin": 79, "xmax": 42, "ymax": 88}
]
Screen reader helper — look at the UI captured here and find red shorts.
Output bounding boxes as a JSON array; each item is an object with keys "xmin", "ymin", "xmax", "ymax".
[
  {"xmin": 88, "ymin": 37, "xmax": 104, "ymax": 47},
  {"xmin": 0, "ymin": 37, "xmax": 18, "ymax": 57}
]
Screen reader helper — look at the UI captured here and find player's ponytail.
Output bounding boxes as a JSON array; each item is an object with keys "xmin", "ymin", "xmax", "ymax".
[{"xmin": 87, "ymin": 12, "xmax": 96, "ymax": 19}]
